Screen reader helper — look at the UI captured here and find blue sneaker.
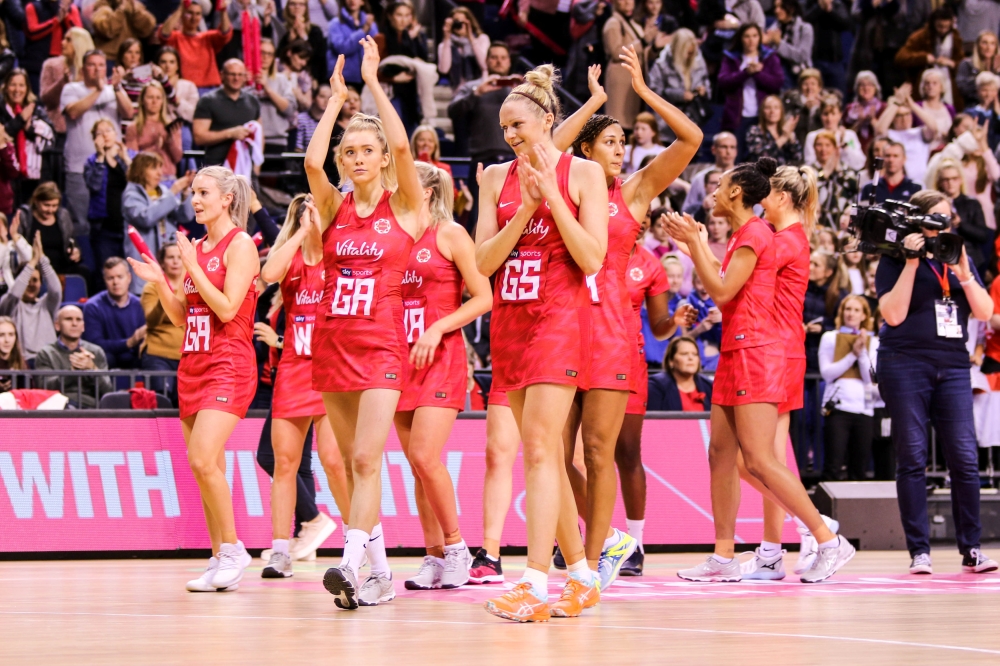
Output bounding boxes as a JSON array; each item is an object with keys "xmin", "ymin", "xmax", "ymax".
[{"xmin": 598, "ymin": 529, "xmax": 638, "ymax": 590}]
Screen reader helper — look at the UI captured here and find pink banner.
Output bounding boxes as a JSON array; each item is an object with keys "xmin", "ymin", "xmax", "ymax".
[{"xmin": 0, "ymin": 417, "xmax": 798, "ymax": 552}]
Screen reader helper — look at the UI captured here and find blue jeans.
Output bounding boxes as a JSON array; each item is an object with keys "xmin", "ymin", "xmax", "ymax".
[
  {"xmin": 141, "ymin": 354, "xmax": 178, "ymax": 406},
  {"xmin": 877, "ymin": 351, "xmax": 982, "ymax": 557}
]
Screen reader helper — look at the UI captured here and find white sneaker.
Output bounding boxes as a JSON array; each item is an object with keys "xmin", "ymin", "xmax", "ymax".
[
  {"xmin": 405, "ymin": 555, "xmax": 444, "ymax": 590},
  {"xmin": 358, "ymin": 572, "xmax": 396, "ymax": 606},
  {"xmin": 186, "ymin": 557, "xmax": 239, "ymax": 592},
  {"xmin": 677, "ymin": 556, "xmax": 742, "ymax": 582},
  {"xmin": 909, "ymin": 553, "xmax": 933, "ymax": 574},
  {"xmin": 800, "ymin": 536, "xmax": 855, "ymax": 583},
  {"xmin": 211, "ymin": 541, "xmax": 251, "ymax": 589},
  {"xmin": 441, "ymin": 545, "xmax": 472, "ymax": 589},
  {"xmin": 262, "ymin": 551, "xmax": 294, "ymax": 578},
  {"xmin": 292, "ymin": 513, "xmax": 337, "ymax": 560},
  {"xmin": 794, "ymin": 516, "xmax": 839, "ymax": 575},
  {"xmin": 262, "ymin": 538, "xmax": 318, "ymax": 563},
  {"xmin": 740, "ymin": 549, "xmax": 786, "ymax": 580}
]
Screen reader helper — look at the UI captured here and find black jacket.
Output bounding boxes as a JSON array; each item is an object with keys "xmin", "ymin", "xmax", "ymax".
[
  {"xmin": 952, "ymin": 193, "xmax": 994, "ymax": 273},
  {"xmin": 805, "ymin": 1, "xmax": 852, "ymax": 64},
  {"xmin": 647, "ymin": 371, "xmax": 714, "ymax": 412}
]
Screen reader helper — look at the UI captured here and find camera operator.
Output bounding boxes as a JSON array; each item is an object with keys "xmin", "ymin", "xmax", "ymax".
[{"xmin": 874, "ymin": 189, "xmax": 998, "ymax": 575}]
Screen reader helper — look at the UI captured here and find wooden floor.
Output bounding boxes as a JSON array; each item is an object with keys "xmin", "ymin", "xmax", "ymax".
[{"xmin": 2, "ymin": 549, "xmax": 1000, "ymax": 665}]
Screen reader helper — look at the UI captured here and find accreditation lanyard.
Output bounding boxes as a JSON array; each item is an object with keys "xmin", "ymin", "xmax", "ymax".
[
  {"xmin": 926, "ymin": 260, "xmax": 962, "ymax": 338},
  {"xmin": 926, "ymin": 260, "xmax": 951, "ymax": 300}
]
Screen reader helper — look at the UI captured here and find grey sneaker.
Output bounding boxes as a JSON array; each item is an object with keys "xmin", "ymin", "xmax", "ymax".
[
  {"xmin": 794, "ymin": 516, "xmax": 839, "ymax": 574},
  {"xmin": 358, "ymin": 572, "xmax": 396, "ymax": 606},
  {"xmin": 800, "ymin": 536, "xmax": 855, "ymax": 583},
  {"xmin": 677, "ymin": 556, "xmax": 742, "ymax": 582},
  {"xmin": 740, "ymin": 549, "xmax": 786, "ymax": 580},
  {"xmin": 323, "ymin": 565, "xmax": 359, "ymax": 610},
  {"xmin": 441, "ymin": 546, "xmax": 472, "ymax": 589},
  {"xmin": 909, "ymin": 553, "xmax": 933, "ymax": 575},
  {"xmin": 405, "ymin": 555, "xmax": 444, "ymax": 590},
  {"xmin": 962, "ymin": 548, "xmax": 999, "ymax": 573},
  {"xmin": 261, "ymin": 551, "xmax": 293, "ymax": 578}
]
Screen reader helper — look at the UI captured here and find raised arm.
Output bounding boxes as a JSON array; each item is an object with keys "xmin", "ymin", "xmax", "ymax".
[
  {"xmin": 304, "ymin": 55, "xmax": 348, "ymax": 227},
  {"xmin": 260, "ymin": 199, "xmax": 321, "ymax": 284},
  {"xmin": 553, "ymin": 65, "xmax": 606, "ymax": 152}
]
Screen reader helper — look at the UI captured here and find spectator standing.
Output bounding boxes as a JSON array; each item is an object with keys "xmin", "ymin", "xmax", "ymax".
[
  {"xmin": 254, "ymin": 38, "xmax": 297, "ymax": 153},
  {"xmin": 812, "ymin": 130, "xmax": 861, "ymax": 229},
  {"xmin": 140, "ymin": 242, "xmax": 184, "ymax": 401},
  {"xmin": 220, "ymin": 0, "xmax": 286, "ymax": 66},
  {"xmin": 278, "ymin": 0, "xmax": 327, "ymax": 85},
  {"xmin": 24, "ymin": 0, "xmax": 83, "ymax": 93},
  {"xmin": 647, "ymin": 28, "xmax": 711, "ymax": 141},
  {"xmin": 859, "ymin": 141, "xmax": 922, "ymax": 204},
  {"xmin": 682, "ymin": 132, "xmax": 737, "ymax": 214},
  {"xmin": 791, "ymin": 68, "xmax": 825, "ymax": 143},
  {"xmin": 35, "ymin": 304, "xmax": 113, "ymax": 408},
  {"xmin": 381, "ymin": 1, "xmax": 437, "ymax": 127},
  {"xmin": 913, "ymin": 69, "xmax": 955, "ymax": 150},
  {"xmin": 0, "ymin": 128, "xmax": 18, "ymax": 218},
  {"xmin": 60, "ymin": 49, "xmax": 133, "ymax": 263},
  {"xmin": 438, "ymin": 6, "xmax": 489, "ymax": 90},
  {"xmin": 819, "ymin": 295, "xmax": 879, "ymax": 481},
  {"xmin": 929, "ymin": 157, "xmax": 993, "ymax": 273},
  {"xmin": 1, "ymin": 68, "xmax": 55, "ymax": 208},
  {"xmin": 82, "ymin": 256, "xmax": 146, "ymax": 369},
  {"xmin": 192, "ymin": 59, "xmax": 261, "ymax": 167},
  {"xmin": 125, "ymin": 81, "xmax": 183, "ymax": 177},
  {"xmin": 763, "ymin": 0, "xmax": 812, "ymax": 85},
  {"xmin": 745, "ymin": 94, "xmax": 802, "ymax": 165},
  {"xmin": 0, "ymin": 231, "xmax": 60, "ymax": 360},
  {"xmin": 156, "ymin": 46, "xmax": 198, "ymax": 156},
  {"xmin": 85, "ymin": 118, "xmax": 131, "ymax": 269},
  {"xmin": 90, "ymin": 0, "xmax": 156, "ymax": 66},
  {"xmin": 278, "ymin": 39, "xmax": 317, "ymax": 114},
  {"xmin": 805, "ymin": 0, "xmax": 852, "ymax": 93},
  {"xmin": 39, "ymin": 27, "xmax": 94, "ymax": 139},
  {"xmin": 804, "ymin": 97, "xmax": 867, "ymax": 171},
  {"xmin": 122, "ymin": 152, "xmax": 195, "ymax": 294},
  {"xmin": 875, "ymin": 86, "xmax": 940, "ymax": 186},
  {"xmin": 157, "ymin": 1, "xmax": 233, "ymax": 92},
  {"xmin": 327, "ymin": 0, "xmax": 378, "ymax": 88},
  {"xmin": 636, "ymin": 0, "xmax": 676, "ymax": 65},
  {"xmin": 18, "ymin": 181, "xmax": 89, "ymax": 280},
  {"xmin": 966, "ymin": 71, "xmax": 1000, "ymax": 150},
  {"xmin": 805, "ymin": 250, "xmax": 844, "ymax": 372},
  {"xmin": 895, "ymin": 7, "xmax": 964, "ymax": 109},
  {"xmin": 956, "ymin": 31, "xmax": 1000, "ymax": 107},
  {"xmin": 603, "ymin": 0, "xmax": 646, "ymax": 130},
  {"xmin": 717, "ymin": 23, "xmax": 784, "ymax": 150},
  {"xmin": 696, "ymin": 0, "xmax": 765, "ymax": 67},
  {"xmin": 516, "ymin": 0, "xmax": 573, "ymax": 68},
  {"xmin": 647, "ymin": 337, "xmax": 713, "ymax": 411},
  {"xmin": 927, "ymin": 113, "xmax": 999, "ymax": 231},
  {"xmin": 0, "ymin": 315, "xmax": 27, "ymax": 392},
  {"xmin": 703, "ymin": 209, "xmax": 730, "ymax": 262},
  {"xmin": 845, "ymin": 70, "xmax": 886, "ymax": 155},
  {"xmin": 0, "ymin": 210, "xmax": 31, "ymax": 296},
  {"xmin": 116, "ymin": 38, "xmax": 175, "ymax": 109}
]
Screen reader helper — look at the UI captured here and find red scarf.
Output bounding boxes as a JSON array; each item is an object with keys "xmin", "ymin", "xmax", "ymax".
[
  {"xmin": 10, "ymin": 103, "xmax": 27, "ymax": 178},
  {"xmin": 242, "ymin": 11, "xmax": 263, "ymax": 91}
]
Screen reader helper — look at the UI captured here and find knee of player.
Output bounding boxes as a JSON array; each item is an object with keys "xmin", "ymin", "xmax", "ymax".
[
  {"xmin": 351, "ymin": 449, "xmax": 383, "ymax": 479},
  {"xmin": 581, "ymin": 435, "xmax": 615, "ymax": 468},
  {"xmin": 614, "ymin": 441, "xmax": 642, "ymax": 470},
  {"xmin": 272, "ymin": 450, "xmax": 301, "ymax": 476},
  {"xmin": 520, "ymin": 440, "xmax": 558, "ymax": 469},
  {"xmin": 407, "ymin": 448, "xmax": 441, "ymax": 477},
  {"xmin": 187, "ymin": 453, "xmax": 219, "ymax": 481},
  {"xmin": 741, "ymin": 450, "xmax": 773, "ymax": 480}
]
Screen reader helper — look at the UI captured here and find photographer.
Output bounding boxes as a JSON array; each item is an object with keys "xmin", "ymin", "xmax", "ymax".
[{"xmin": 874, "ymin": 189, "xmax": 998, "ymax": 575}]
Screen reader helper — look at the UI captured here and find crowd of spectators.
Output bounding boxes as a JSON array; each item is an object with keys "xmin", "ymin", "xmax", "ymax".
[{"xmin": 1, "ymin": 0, "xmax": 1000, "ymax": 479}]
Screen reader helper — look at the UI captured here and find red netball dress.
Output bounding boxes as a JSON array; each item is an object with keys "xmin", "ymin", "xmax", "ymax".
[
  {"xmin": 178, "ymin": 227, "xmax": 258, "ymax": 419},
  {"xmin": 491, "ymin": 153, "xmax": 592, "ymax": 392},
  {"xmin": 272, "ymin": 250, "xmax": 327, "ymax": 418},
  {"xmin": 312, "ymin": 190, "xmax": 415, "ymax": 392},
  {"xmin": 624, "ymin": 245, "xmax": 670, "ymax": 415},
  {"xmin": 772, "ymin": 223, "xmax": 810, "ymax": 413},
  {"xmin": 397, "ymin": 224, "xmax": 468, "ymax": 411},
  {"xmin": 712, "ymin": 216, "xmax": 785, "ymax": 406},
  {"xmin": 585, "ymin": 178, "xmax": 641, "ymax": 392}
]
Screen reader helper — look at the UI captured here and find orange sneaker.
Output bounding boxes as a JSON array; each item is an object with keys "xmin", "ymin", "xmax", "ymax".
[
  {"xmin": 484, "ymin": 582, "xmax": 551, "ymax": 622},
  {"xmin": 549, "ymin": 576, "xmax": 600, "ymax": 617}
]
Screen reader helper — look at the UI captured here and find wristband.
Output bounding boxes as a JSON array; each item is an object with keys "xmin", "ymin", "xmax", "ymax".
[{"xmin": 960, "ymin": 276, "xmax": 976, "ymax": 286}]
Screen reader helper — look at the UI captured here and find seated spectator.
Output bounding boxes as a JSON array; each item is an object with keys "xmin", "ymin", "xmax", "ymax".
[
  {"xmin": 438, "ymin": 6, "xmax": 489, "ymax": 90},
  {"xmin": 805, "ymin": 250, "xmax": 846, "ymax": 372},
  {"xmin": 0, "ymin": 211, "xmax": 32, "ymax": 297},
  {"xmin": 323, "ymin": 85, "xmax": 362, "ymax": 185},
  {"xmin": 192, "ymin": 60, "xmax": 262, "ymax": 168},
  {"xmin": 842, "ymin": 247, "xmax": 866, "ymax": 295},
  {"xmin": 278, "ymin": 0, "xmax": 328, "ymax": 85},
  {"xmin": 929, "ymin": 157, "xmax": 992, "ymax": 274},
  {"xmin": 23, "ymin": 0, "xmax": 83, "ymax": 94},
  {"xmin": 410, "ymin": 125, "xmax": 452, "ymax": 178},
  {"xmin": 35, "ymin": 304, "xmax": 113, "ymax": 408},
  {"xmin": 895, "ymin": 7, "xmax": 964, "ymax": 109},
  {"xmin": 697, "ymin": 0, "xmax": 765, "ymax": 67},
  {"xmin": 804, "ymin": 97, "xmax": 867, "ymax": 171},
  {"xmin": 123, "ymin": 153, "xmax": 196, "ymax": 293},
  {"xmin": 647, "ymin": 337, "xmax": 713, "ymax": 411},
  {"xmin": 820, "ymin": 295, "xmax": 879, "ymax": 481},
  {"xmin": 814, "ymin": 227, "xmax": 840, "ymax": 254},
  {"xmin": 926, "ymin": 114, "xmax": 998, "ymax": 232},
  {"xmin": 60, "ymin": 49, "xmax": 134, "ymax": 261},
  {"xmin": 804, "ymin": 0, "xmax": 852, "ymax": 94},
  {"xmin": 718, "ymin": 23, "xmax": 785, "ymax": 149},
  {"xmin": 812, "ymin": 131, "xmax": 860, "ymax": 230},
  {"xmin": 85, "ymin": 118, "xmax": 132, "ymax": 271},
  {"xmin": 704, "ymin": 211, "xmax": 729, "ymax": 263},
  {"xmin": 328, "ymin": 0, "xmax": 378, "ymax": 89},
  {"xmin": 845, "ymin": 70, "xmax": 886, "ymax": 155},
  {"xmin": 682, "ymin": 132, "xmax": 737, "ymax": 214},
  {"xmin": 279, "ymin": 39, "xmax": 317, "ymax": 115},
  {"xmin": 0, "ymin": 315, "xmax": 26, "ymax": 391},
  {"xmin": 603, "ymin": 0, "xmax": 645, "ymax": 131},
  {"xmin": 82, "ymin": 256, "xmax": 146, "ymax": 370},
  {"xmin": 647, "ymin": 28, "xmax": 711, "ymax": 141},
  {"xmin": 966, "ymin": 71, "xmax": 1000, "ymax": 150},
  {"xmin": 763, "ymin": 0, "xmax": 813, "ymax": 85},
  {"xmin": 684, "ymin": 271, "xmax": 722, "ymax": 370},
  {"xmin": 875, "ymin": 87, "xmax": 940, "ymax": 186},
  {"xmin": 790, "ymin": 68, "xmax": 825, "ymax": 143},
  {"xmin": 746, "ymin": 94, "xmax": 802, "ymax": 165},
  {"xmin": 157, "ymin": 1, "xmax": 233, "ymax": 92},
  {"xmin": 0, "ymin": 127, "xmax": 20, "ymax": 218},
  {"xmin": 0, "ymin": 231, "xmax": 60, "ymax": 361},
  {"xmin": 140, "ymin": 242, "xmax": 184, "ymax": 401},
  {"xmin": 296, "ymin": 82, "xmax": 331, "ymax": 151},
  {"xmin": 116, "ymin": 37, "xmax": 175, "ymax": 110},
  {"xmin": 957, "ymin": 30, "xmax": 1000, "ymax": 107},
  {"xmin": 915, "ymin": 69, "xmax": 956, "ymax": 150},
  {"xmin": 90, "ymin": 0, "xmax": 157, "ymax": 65},
  {"xmin": 619, "ymin": 113, "xmax": 663, "ymax": 175},
  {"xmin": 381, "ymin": 0, "xmax": 437, "ymax": 127},
  {"xmin": 0, "ymin": 68, "xmax": 55, "ymax": 207},
  {"xmin": 18, "ymin": 181, "xmax": 89, "ymax": 280},
  {"xmin": 126, "ymin": 82, "xmax": 183, "ymax": 178},
  {"xmin": 40, "ymin": 27, "xmax": 95, "ymax": 138},
  {"xmin": 254, "ymin": 39, "xmax": 297, "ymax": 153}
]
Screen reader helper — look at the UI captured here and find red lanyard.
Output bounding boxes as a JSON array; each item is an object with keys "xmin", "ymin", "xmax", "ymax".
[{"xmin": 926, "ymin": 261, "xmax": 951, "ymax": 300}]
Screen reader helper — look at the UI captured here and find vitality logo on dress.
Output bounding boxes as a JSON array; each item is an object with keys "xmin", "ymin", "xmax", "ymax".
[
  {"xmin": 336, "ymin": 239, "xmax": 384, "ymax": 260},
  {"xmin": 183, "ymin": 277, "xmax": 198, "ymax": 294},
  {"xmin": 295, "ymin": 290, "xmax": 323, "ymax": 305},
  {"xmin": 401, "ymin": 270, "xmax": 423, "ymax": 289},
  {"xmin": 521, "ymin": 219, "xmax": 550, "ymax": 240}
]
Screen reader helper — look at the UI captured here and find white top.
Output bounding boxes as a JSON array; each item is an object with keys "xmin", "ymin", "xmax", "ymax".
[
  {"xmin": 623, "ymin": 144, "xmax": 665, "ymax": 174},
  {"xmin": 741, "ymin": 54, "xmax": 759, "ymax": 118},
  {"xmin": 847, "ymin": 267, "xmax": 864, "ymax": 295},
  {"xmin": 0, "ymin": 236, "xmax": 32, "ymax": 289},
  {"xmin": 59, "ymin": 82, "xmax": 121, "ymax": 174},
  {"xmin": 804, "ymin": 128, "xmax": 866, "ymax": 171},
  {"xmin": 888, "ymin": 127, "xmax": 931, "ymax": 186},
  {"xmin": 819, "ymin": 329, "xmax": 879, "ymax": 416}
]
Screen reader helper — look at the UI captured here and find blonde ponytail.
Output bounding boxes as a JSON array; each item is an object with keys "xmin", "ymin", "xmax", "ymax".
[
  {"xmin": 270, "ymin": 193, "xmax": 310, "ymax": 253},
  {"xmin": 770, "ymin": 165, "xmax": 819, "ymax": 234},
  {"xmin": 415, "ymin": 161, "xmax": 454, "ymax": 227},
  {"xmin": 505, "ymin": 64, "xmax": 563, "ymax": 124}
]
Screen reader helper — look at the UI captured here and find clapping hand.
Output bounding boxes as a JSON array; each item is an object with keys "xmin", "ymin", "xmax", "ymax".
[
  {"xmin": 516, "ymin": 160, "xmax": 542, "ymax": 213},
  {"xmin": 359, "ymin": 36, "xmax": 381, "ymax": 86},
  {"xmin": 127, "ymin": 252, "xmax": 166, "ymax": 285},
  {"xmin": 329, "ymin": 55, "xmax": 349, "ymax": 104},
  {"xmin": 620, "ymin": 45, "xmax": 648, "ymax": 96},
  {"xmin": 661, "ymin": 211, "xmax": 704, "ymax": 247},
  {"xmin": 175, "ymin": 232, "xmax": 200, "ymax": 274},
  {"xmin": 519, "ymin": 146, "xmax": 562, "ymax": 203},
  {"xmin": 587, "ymin": 64, "xmax": 605, "ymax": 102},
  {"xmin": 852, "ymin": 329, "xmax": 868, "ymax": 357}
]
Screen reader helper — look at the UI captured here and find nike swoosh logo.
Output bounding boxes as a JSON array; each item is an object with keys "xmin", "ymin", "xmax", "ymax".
[
  {"xmin": 290, "ymin": 276, "xmax": 300, "ymax": 281},
  {"xmin": 498, "ymin": 202, "xmax": 514, "ymax": 208},
  {"xmin": 336, "ymin": 223, "xmax": 350, "ymax": 229}
]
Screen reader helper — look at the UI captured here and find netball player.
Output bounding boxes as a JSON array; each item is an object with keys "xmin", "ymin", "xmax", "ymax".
[
  {"xmin": 395, "ymin": 163, "xmax": 492, "ymax": 590},
  {"xmin": 305, "ymin": 42, "xmax": 426, "ymax": 610},
  {"xmin": 257, "ymin": 195, "xmax": 353, "ymax": 578},
  {"xmin": 476, "ymin": 65, "xmax": 609, "ymax": 622},
  {"xmin": 547, "ymin": 46, "xmax": 701, "ymax": 595},
  {"xmin": 128, "ymin": 166, "xmax": 259, "ymax": 591},
  {"xmin": 739, "ymin": 166, "xmax": 838, "ymax": 579},
  {"xmin": 663, "ymin": 158, "xmax": 854, "ymax": 584}
]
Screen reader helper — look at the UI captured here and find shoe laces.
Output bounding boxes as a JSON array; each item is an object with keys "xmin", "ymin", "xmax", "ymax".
[
  {"xmin": 216, "ymin": 548, "xmax": 240, "ymax": 570},
  {"xmin": 417, "ymin": 555, "xmax": 439, "ymax": 575},
  {"xmin": 267, "ymin": 552, "xmax": 288, "ymax": 567},
  {"xmin": 444, "ymin": 548, "xmax": 467, "ymax": 573},
  {"xmin": 361, "ymin": 572, "xmax": 388, "ymax": 591},
  {"xmin": 501, "ymin": 581, "xmax": 534, "ymax": 601},
  {"xmin": 913, "ymin": 553, "xmax": 931, "ymax": 566}
]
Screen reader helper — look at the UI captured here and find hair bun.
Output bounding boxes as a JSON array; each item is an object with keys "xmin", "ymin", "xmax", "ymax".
[
  {"xmin": 756, "ymin": 156, "xmax": 778, "ymax": 179},
  {"xmin": 524, "ymin": 64, "xmax": 560, "ymax": 95}
]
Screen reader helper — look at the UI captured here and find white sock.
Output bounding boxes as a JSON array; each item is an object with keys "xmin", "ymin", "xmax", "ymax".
[
  {"xmin": 368, "ymin": 522, "xmax": 391, "ymax": 576},
  {"xmin": 759, "ymin": 540, "xmax": 782, "ymax": 557},
  {"xmin": 444, "ymin": 539, "xmax": 467, "ymax": 553},
  {"xmin": 626, "ymin": 519, "xmax": 645, "ymax": 554},
  {"xmin": 340, "ymin": 529, "xmax": 369, "ymax": 577},
  {"xmin": 484, "ymin": 551, "xmax": 499, "ymax": 562},
  {"xmin": 711, "ymin": 554, "xmax": 734, "ymax": 564},
  {"xmin": 519, "ymin": 567, "xmax": 548, "ymax": 600},
  {"xmin": 567, "ymin": 557, "xmax": 594, "ymax": 585},
  {"xmin": 819, "ymin": 536, "xmax": 840, "ymax": 550},
  {"xmin": 603, "ymin": 530, "xmax": 619, "ymax": 550},
  {"xmin": 272, "ymin": 539, "xmax": 290, "ymax": 556}
]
